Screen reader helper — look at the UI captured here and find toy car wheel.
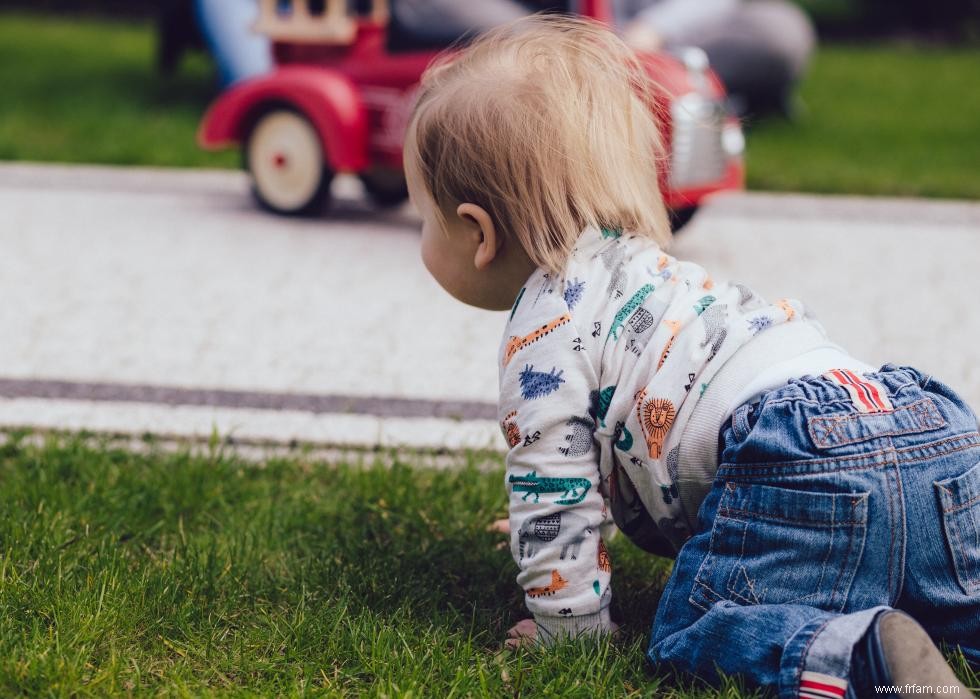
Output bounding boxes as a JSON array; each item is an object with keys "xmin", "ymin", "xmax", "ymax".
[
  {"xmin": 245, "ymin": 109, "xmax": 333, "ymax": 216},
  {"xmin": 359, "ymin": 167, "xmax": 409, "ymax": 208},
  {"xmin": 669, "ymin": 207, "xmax": 697, "ymax": 233}
]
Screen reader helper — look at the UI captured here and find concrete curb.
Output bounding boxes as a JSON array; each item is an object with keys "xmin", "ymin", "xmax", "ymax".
[{"xmin": 3, "ymin": 162, "xmax": 978, "ymax": 455}]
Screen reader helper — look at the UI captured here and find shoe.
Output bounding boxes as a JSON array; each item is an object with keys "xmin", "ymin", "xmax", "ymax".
[{"xmin": 846, "ymin": 610, "xmax": 974, "ymax": 698}]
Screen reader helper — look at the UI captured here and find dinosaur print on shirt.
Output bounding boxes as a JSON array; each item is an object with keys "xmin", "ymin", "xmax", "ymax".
[{"xmin": 509, "ymin": 471, "xmax": 591, "ymax": 505}]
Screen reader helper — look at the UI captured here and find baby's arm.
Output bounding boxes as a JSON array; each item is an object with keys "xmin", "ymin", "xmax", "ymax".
[{"xmin": 499, "ymin": 290, "xmax": 612, "ymax": 645}]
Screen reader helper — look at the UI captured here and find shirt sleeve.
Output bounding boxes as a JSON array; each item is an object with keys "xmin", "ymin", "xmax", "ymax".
[{"xmin": 498, "ymin": 277, "xmax": 613, "ymax": 644}]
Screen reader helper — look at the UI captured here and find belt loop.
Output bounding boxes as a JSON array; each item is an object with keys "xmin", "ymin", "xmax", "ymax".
[{"xmin": 731, "ymin": 402, "xmax": 754, "ymax": 443}]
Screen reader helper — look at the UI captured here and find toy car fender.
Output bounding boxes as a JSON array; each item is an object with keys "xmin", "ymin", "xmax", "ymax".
[{"xmin": 197, "ymin": 65, "xmax": 369, "ymax": 174}]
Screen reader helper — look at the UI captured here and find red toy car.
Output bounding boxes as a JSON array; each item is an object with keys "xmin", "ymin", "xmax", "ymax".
[{"xmin": 198, "ymin": 0, "xmax": 744, "ymax": 225}]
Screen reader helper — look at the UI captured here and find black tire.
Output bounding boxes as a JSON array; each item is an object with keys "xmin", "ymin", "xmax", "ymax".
[
  {"xmin": 359, "ymin": 167, "xmax": 409, "ymax": 208},
  {"xmin": 243, "ymin": 108, "xmax": 334, "ymax": 217},
  {"xmin": 669, "ymin": 206, "xmax": 697, "ymax": 233}
]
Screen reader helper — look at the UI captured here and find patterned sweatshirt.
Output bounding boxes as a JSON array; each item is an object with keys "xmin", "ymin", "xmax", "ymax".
[{"xmin": 498, "ymin": 225, "xmax": 850, "ymax": 641}]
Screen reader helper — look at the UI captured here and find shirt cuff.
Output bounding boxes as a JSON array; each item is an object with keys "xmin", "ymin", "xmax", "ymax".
[{"xmin": 534, "ymin": 605, "xmax": 613, "ymax": 646}]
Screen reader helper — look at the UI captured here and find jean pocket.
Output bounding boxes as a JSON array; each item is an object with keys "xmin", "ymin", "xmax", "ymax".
[
  {"xmin": 807, "ymin": 398, "xmax": 947, "ymax": 449},
  {"xmin": 690, "ymin": 481, "xmax": 869, "ymax": 613},
  {"xmin": 935, "ymin": 461, "xmax": 980, "ymax": 596}
]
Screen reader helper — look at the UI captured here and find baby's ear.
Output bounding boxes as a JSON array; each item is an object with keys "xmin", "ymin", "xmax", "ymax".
[{"xmin": 457, "ymin": 203, "xmax": 500, "ymax": 270}]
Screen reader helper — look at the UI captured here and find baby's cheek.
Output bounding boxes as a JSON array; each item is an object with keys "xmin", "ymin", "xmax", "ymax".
[
  {"xmin": 419, "ymin": 233, "xmax": 437, "ymax": 279},
  {"xmin": 420, "ymin": 234, "xmax": 455, "ymax": 296}
]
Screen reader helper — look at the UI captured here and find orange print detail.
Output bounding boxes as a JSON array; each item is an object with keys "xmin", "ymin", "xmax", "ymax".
[
  {"xmin": 635, "ymin": 391, "xmax": 675, "ymax": 459},
  {"xmin": 777, "ymin": 299, "xmax": 795, "ymax": 321},
  {"xmin": 528, "ymin": 570, "xmax": 569, "ymax": 598},
  {"xmin": 598, "ymin": 540, "xmax": 611, "ymax": 573},
  {"xmin": 503, "ymin": 314, "xmax": 571, "ymax": 367},
  {"xmin": 501, "ymin": 410, "xmax": 521, "ymax": 448},
  {"xmin": 703, "ymin": 276, "xmax": 714, "ymax": 290},
  {"xmin": 657, "ymin": 320, "xmax": 682, "ymax": 370},
  {"xmin": 658, "ymin": 255, "xmax": 670, "ymax": 271}
]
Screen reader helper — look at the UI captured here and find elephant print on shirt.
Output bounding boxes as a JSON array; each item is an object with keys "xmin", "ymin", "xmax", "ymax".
[
  {"xmin": 519, "ymin": 511, "xmax": 593, "ymax": 561},
  {"xmin": 624, "ymin": 296, "xmax": 668, "ymax": 356},
  {"xmin": 699, "ymin": 304, "xmax": 728, "ymax": 362},
  {"xmin": 665, "ymin": 445, "xmax": 680, "ymax": 483},
  {"xmin": 559, "ymin": 415, "xmax": 595, "ymax": 457},
  {"xmin": 599, "ymin": 242, "xmax": 628, "ymax": 298}
]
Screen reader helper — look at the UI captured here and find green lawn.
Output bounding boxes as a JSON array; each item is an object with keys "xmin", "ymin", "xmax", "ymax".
[
  {"xmin": 746, "ymin": 43, "xmax": 980, "ymax": 198},
  {"xmin": 1, "ymin": 434, "xmax": 977, "ymax": 697},
  {"xmin": 0, "ymin": 13, "xmax": 236, "ymax": 169},
  {"xmin": 0, "ymin": 12, "xmax": 978, "ymax": 198},
  {"xmin": 0, "ymin": 433, "xmax": 783, "ymax": 697}
]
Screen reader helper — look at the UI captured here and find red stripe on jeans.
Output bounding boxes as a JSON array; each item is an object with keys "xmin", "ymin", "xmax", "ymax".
[{"xmin": 799, "ymin": 678, "xmax": 847, "ymax": 697}]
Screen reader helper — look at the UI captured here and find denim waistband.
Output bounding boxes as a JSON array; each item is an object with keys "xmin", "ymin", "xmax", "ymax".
[{"xmin": 752, "ymin": 363, "xmax": 929, "ymax": 413}]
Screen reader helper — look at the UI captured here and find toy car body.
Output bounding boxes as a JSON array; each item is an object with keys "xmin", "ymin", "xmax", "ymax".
[{"xmin": 198, "ymin": 0, "xmax": 744, "ymax": 221}]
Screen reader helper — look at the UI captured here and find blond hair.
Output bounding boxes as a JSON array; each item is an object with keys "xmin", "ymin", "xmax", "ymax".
[{"xmin": 406, "ymin": 13, "xmax": 672, "ymax": 277}]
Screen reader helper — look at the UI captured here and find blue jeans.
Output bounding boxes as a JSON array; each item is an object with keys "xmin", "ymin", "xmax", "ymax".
[{"xmin": 648, "ymin": 364, "xmax": 980, "ymax": 698}]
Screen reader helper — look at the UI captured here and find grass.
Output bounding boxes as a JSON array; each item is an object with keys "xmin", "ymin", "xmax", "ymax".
[
  {"xmin": 0, "ymin": 432, "xmax": 748, "ymax": 697},
  {"xmin": 1, "ymin": 11, "xmax": 979, "ymax": 198},
  {"xmin": 0, "ymin": 434, "xmax": 977, "ymax": 696},
  {"xmin": 0, "ymin": 13, "xmax": 236, "ymax": 169},
  {"xmin": 745, "ymin": 43, "xmax": 980, "ymax": 198}
]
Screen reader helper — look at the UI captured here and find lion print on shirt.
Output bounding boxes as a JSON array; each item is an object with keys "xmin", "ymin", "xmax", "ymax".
[
  {"xmin": 501, "ymin": 410, "xmax": 521, "ymax": 448},
  {"xmin": 634, "ymin": 388, "xmax": 676, "ymax": 459}
]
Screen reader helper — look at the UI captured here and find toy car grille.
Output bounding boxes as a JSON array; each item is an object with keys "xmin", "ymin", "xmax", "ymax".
[{"xmin": 668, "ymin": 93, "xmax": 728, "ymax": 189}]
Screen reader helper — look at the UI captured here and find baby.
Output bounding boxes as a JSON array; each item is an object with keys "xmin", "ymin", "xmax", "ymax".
[{"xmin": 402, "ymin": 14, "xmax": 979, "ymax": 699}]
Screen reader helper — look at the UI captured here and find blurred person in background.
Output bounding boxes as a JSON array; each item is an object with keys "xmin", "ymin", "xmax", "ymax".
[
  {"xmin": 195, "ymin": 0, "xmax": 272, "ymax": 86},
  {"xmin": 389, "ymin": 0, "xmax": 553, "ymax": 48},
  {"xmin": 618, "ymin": 0, "xmax": 817, "ymax": 118},
  {"xmin": 393, "ymin": 0, "xmax": 816, "ymax": 119}
]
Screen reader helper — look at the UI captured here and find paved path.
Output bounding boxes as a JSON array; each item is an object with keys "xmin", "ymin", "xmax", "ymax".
[{"xmin": 1, "ymin": 162, "xmax": 978, "ymax": 453}]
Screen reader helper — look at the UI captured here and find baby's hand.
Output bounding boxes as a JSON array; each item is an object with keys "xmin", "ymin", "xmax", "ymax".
[
  {"xmin": 489, "ymin": 518, "xmax": 509, "ymax": 534},
  {"xmin": 489, "ymin": 517, "xmax": 509, "ymax": 550},
  {"xmin": 504, "ymin": 618, "xmax": 538, "ymax": 650}
]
